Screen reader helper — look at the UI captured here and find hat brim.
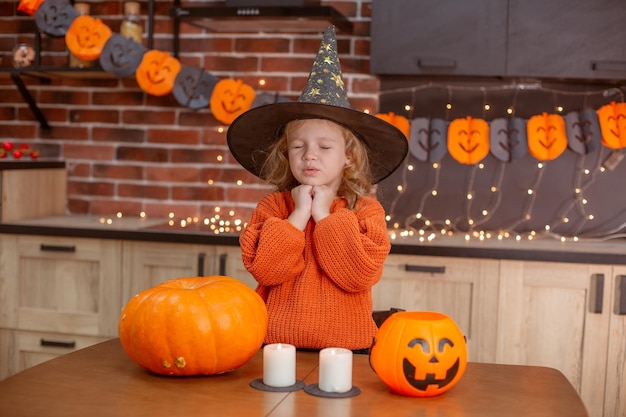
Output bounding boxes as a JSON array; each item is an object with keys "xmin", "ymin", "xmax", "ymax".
[{"xmin": 226, "ymin": 102, "xmax": 408, "ymax": 184}]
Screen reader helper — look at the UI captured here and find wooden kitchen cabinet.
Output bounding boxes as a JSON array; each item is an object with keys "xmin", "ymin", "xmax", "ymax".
[
  {"xmin": 496, "ymin": 260, "xmax": 626, "ymax": 417},
  {"xmin": 375, "ymin": 254, "xmax": 500, "ymax": 363},
  {"xmin": 121, "ymin": 241, "xmax": 218, "ymax": 303},
  {"xmin": 120, "ymin": 241, "xmax": 256, "ymax": 304},
  {"xmin": 0, "ymin": 234, "xmax": 122, "ymax": 379}
]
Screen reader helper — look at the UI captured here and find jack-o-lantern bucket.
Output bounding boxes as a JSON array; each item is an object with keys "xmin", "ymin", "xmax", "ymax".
[{"xmin": 370, "ymin": 311, "xmax": 467, "ymax": 397}]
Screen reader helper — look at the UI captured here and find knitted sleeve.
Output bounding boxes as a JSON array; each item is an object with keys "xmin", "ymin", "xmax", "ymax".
[
  {"xmin": 312, "ymin": 196, "xmax": 390, "ymax": 293},
  {"xmin": 239, "ymin": 192, "xmax": 306, "ymax": 288}
]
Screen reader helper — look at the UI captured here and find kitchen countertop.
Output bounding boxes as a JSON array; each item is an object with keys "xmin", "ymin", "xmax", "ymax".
[{"xmin": 1, "ymin": 214, "xmax": 626, "ymax": 264}]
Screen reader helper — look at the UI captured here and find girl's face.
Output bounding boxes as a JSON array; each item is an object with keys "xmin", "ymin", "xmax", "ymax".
[{"xmin": 287, "ymin": 119, "xmax": 349, "ymax": 191}]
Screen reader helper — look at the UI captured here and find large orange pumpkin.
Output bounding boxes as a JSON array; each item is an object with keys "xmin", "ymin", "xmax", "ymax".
[
  {"xmin": 118, "ymin": 276, "xmax": 268, "ymax": 376},
  {"xmin": 370, "ymin": 311, "xmax": 467, "ymax": 397}
]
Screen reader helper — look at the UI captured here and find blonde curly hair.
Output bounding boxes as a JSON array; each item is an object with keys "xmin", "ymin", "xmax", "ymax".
[{"xmin": 259, "ymin": 118, "xmax": 374, "ymax": 209}]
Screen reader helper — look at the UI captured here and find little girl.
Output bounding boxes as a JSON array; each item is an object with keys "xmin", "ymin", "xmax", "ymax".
[{"xmin": 227, "ymin": 26, "xmax": 407, "ymax": 351}]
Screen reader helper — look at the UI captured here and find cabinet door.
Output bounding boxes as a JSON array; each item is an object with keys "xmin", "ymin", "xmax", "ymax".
[
  {"xmin": 603, "ymin": 267, "xmax": 626, "ymax": 417},
  {"xmin": 121, "ymin": 241, "xmax": 217, "ymax": 303},
  {"xmin": 0, "ymin": 329, "xmax": 110, "ymax": 380},
  {"xmin": 371, "ymin": 0, "xmax": 507, "ymax": 76},
  {"xmin": 507, "ymin": 0, "xmax": 626, "ymax": 79},
  {"xmin": 375, "ymin": 254, "xmax": 500, "ymax": 362},
  {"xmin": 497, "ymin": 260, "xmax": 612, "ymax": 417},
  {"xmin": 213, "ymin": 245, "xmax": 257, "ymax": 290},
  {"xmin": 0, "ymin": 235, "xmax": 122, "ymax": 337}
]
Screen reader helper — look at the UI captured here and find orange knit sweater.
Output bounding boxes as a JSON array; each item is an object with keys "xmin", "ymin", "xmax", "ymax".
[{"xmin": 239, "ymin": 191, "xmax": 391, "ymax": 350}]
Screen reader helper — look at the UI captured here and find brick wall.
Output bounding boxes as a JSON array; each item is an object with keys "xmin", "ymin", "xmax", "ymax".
[{"xmin": 0, "ymin": 0, "xmax": 377, "ymax": 225}]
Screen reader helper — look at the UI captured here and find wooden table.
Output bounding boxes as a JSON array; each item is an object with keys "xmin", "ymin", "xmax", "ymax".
[{"xmin": 0, "ymin": 339, "xmax": 588, "ymax": 417}]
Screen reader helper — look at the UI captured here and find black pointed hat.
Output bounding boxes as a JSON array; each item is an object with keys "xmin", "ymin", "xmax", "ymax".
[{"xmin": 226, "ymin": 26, "xmax": 407, "ymax": 184}]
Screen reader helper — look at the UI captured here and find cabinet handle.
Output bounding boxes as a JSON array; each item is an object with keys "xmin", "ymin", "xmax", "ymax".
[
  {"xmin": 197, "ymin": 252, "xmax": 205, "ymax": 276},
  {"xmin": 40, "ymin": 244, "xmax": 76, "ymax": 253},
  {"xmin": 590, "ymin": 273, "xmax": 604, "ymax": 314},
  {"xmin": 405, "ymin": 264, "xmax": 446, "ymax": 274},
  {"xmin": 219, "ymin": 253, "xmax": 227, "ymax": 276},
  {"xmin": 618, "ymin": 275, "xmax": 626, "ymax": 315},
  {"xmin": 40, "ymin": 339, "xmax": 76, "ymax": 349},
  {"xmin": 591, "ymin": 60, "xmax": 626, "ymax": 72},
  {"xmin": 417, "ymin": 57, "xmax": 456, "ymax": 69}
]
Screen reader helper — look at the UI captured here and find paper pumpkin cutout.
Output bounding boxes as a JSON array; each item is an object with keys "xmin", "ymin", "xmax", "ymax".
[
  {"xmin": 597, "ymin": 101, "xmax": 626, "ymax": 150},
  {"xmin": 34, "ymin": 0, "xmax": 78, "ymax": 37},
  {"xmin": 65, "ymin": 16, "xmax": 112, "ymax": 61},
  {"xmin": 99, "ymin": 34, "xmax": 145, "ymax": 78},
  {"xmin": 18, "ymin": 0, "xmax": 46, "ymax": 16},
  {"xmin": 136, "ymin": 50, "xmax": 182, "ymax": 97},
  {"xmin": 376, "ymin": 112, "xmax": 410, "ymax": 139},
  {"xmin": 447, "ymin": 116, "xmax": 490, "ymax": 165},
  {"xmin": 210, "ymin": 79, "xmax": 256, "ymax": 125},
  {"xmin": 173, "ymin": 66, "xmax": 219, "ymax": 110},
  {"xmin": 409, "ymin": 117, "xmax": 447, "ymax": 162},
  {"xmin": 526, "ymin": 112, "xmax": 567, "ymax": 161},
  {"xmin": 564, "ymin": 109, "xmax": 601, "ymax": 155},
  {"xmin": 489, "ymin": 117, "xmax": 527, "ymax": 162}
]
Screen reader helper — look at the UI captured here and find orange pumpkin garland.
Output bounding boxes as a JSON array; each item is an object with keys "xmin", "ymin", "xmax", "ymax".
[
  {"xmin": 118, "ymin": 276, "xmax": 268, "ymax": 376},
  {"xmin": 210, "ymin": 78, "xmax": 256, "ymax": 125},
  {"xmin": 447, "ymin": 116, "xmax": 490, "ymax": 164},
  {"xmin": 526, "ymin": 112, "xmax": 567, "ymax": 161},
  {"xmin": 376, "ymin": 112, "xmax": 410, "ymax": 139},
  {"xmin": 135, "ymin": 50, "xmax": 182, "ymax": 96},
  {"xmin": 65, "ymin": 15, "xmax": 112, "ymax": 61},
  {"xmin": 597, "ymin": 101, "xmax": 626, "ymax": 150}
]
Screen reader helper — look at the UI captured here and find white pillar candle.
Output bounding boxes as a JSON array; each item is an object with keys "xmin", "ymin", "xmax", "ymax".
[
  {"xmin": 318, "ymin": 347, "xmax": 353, "ymax": 393},
  {"xmin": 262, "ymin": 343, "xmax": 296, "ymax": 387}
]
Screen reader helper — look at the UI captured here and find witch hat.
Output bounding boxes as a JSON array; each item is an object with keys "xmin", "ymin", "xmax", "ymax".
[{"xmin": 226, "ymin": 25, "xmax": 407, "ymax": 183}]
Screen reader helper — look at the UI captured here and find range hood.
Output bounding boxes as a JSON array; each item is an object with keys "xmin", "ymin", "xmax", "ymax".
[{"xmin": 169, "ymin": 2, "xmax": 352, "ymax": 33}]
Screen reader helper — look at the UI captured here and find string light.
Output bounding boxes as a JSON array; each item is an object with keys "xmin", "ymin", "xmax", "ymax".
[{"xmin": 382, "ymin": 81, "xmax": 626, "ymax": 243}]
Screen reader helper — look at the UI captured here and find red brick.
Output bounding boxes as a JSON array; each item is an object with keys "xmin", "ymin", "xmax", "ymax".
[
  {"xmin": 146, "ymin": 166, "xmax": 201, "ymax": 182},
  {"xmin": 64, "ymin": 144, "xmax": 115, "ymax": 160},
  {"xmin": 123, "ymin": 110, "xmax": 177, "ymax": 125},
  {"xmin": 118, "ymin": 183, "xmax": 169, "ymax": 200},
  {"xmin": 67, "ymin": 180, "xmax": 115, "ymax": 197},
  {"xmin": 1, "ymin": 124, "xmax": 37, "ymax": 139},
  {"xmin": 93, "ymin": 127, "xmax": 145, "ymax": 143},
  {"xmin": 117, "ymin": 146, "xmax": 169, "ymax": 162},
  {"xmin": 93, "ymin": 91, "xmax": 144, "ymax": 106},
  {"xmin": 89, "ymin": 200, "xmax": 144, "ymax": 216},
  {"xmin": 202, "ymin": 128, "xmax": 227, "ymax": 146},
  {"xmin": 93, "ymin": 164, "xmax": 144, "ymax": 180},
  {"xmin": 171, "ymin": 148, "xmax": 225, "ymax": 164},
  {"xmin": 235, "ymin": 38, "xmax": 290, "ymax": 54},
  {"xmin": 70, "ymin": 109, "xmax": 119, "ymax": 124},
  {"xmin": 20, "ymin": 107, "xmax": 68, "ymax": 123},
  {"xmin": 172, "ymin": 185, "xmax": 225, "ymax": 201},
  {"xmin": 68, "ymin": 163, "xmax": 91, "ymax": 177},
  {"xmin": 206, "ymin": 56, "xmax": 259, "ymax": 73},
  {"xmin": 39, "ymin": 90, "xmax": 90, "ymax": 106},
  {"xmin": 148, "ymin": 128, "xmax": 201, "ymax": 145}
]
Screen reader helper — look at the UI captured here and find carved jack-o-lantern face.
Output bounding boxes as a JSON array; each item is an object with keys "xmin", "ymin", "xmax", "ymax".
[
  {"xmin": 99, "ymin": 34, "xmax": 145, "ymax": 78},
  {"xmin": 173, "ymin": 66, "xmax": 218, "ymax": 110},
  {"xmin": 447, "ymin": 116, "xmax": 490, "ymax": 164},
  {"xmin": 65, "ymin": 16, "xmax": 112, "ymax": 61},
  {"xmin": 376, "ymin": 112, "xmax": 410, "ymax": 139},
  {"xmin": 597, "ymin": 101, "xmax": 626, "ymax": 150},
  {"xmin": 34, "ymin": 0, "xmax": 79, "ymax": 37},
  {"xmin": 370, "ymin": 311, "xmax": 467, "ymax": 398},
  {"xmin": 409, "ymin": 117, "xmax": 447, "ymax": 163},
  {"xmin": 489, "ymin": 117, "xmax": 527, "ymax": 162},
  {"xmin": 136, "ymin": 50, "xmax": 182, "ymax": 97},
  {"xmin": 526, "ymin": 112, "xmax": 567, "ymax": 161},
  {"xmin": 210, "ymin": 79, "xmax": 256, "ymax": 125}
]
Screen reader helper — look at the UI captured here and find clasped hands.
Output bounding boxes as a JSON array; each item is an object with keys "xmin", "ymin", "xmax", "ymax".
[{"xmin": 288, "ymin": 184, "xmax": 335, "ymax": 230}]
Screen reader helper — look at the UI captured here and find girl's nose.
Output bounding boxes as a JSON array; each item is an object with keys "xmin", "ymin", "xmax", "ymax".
[{"xmin": 303, "ymin": 148, "xmax": 316, "ymax": 160}]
